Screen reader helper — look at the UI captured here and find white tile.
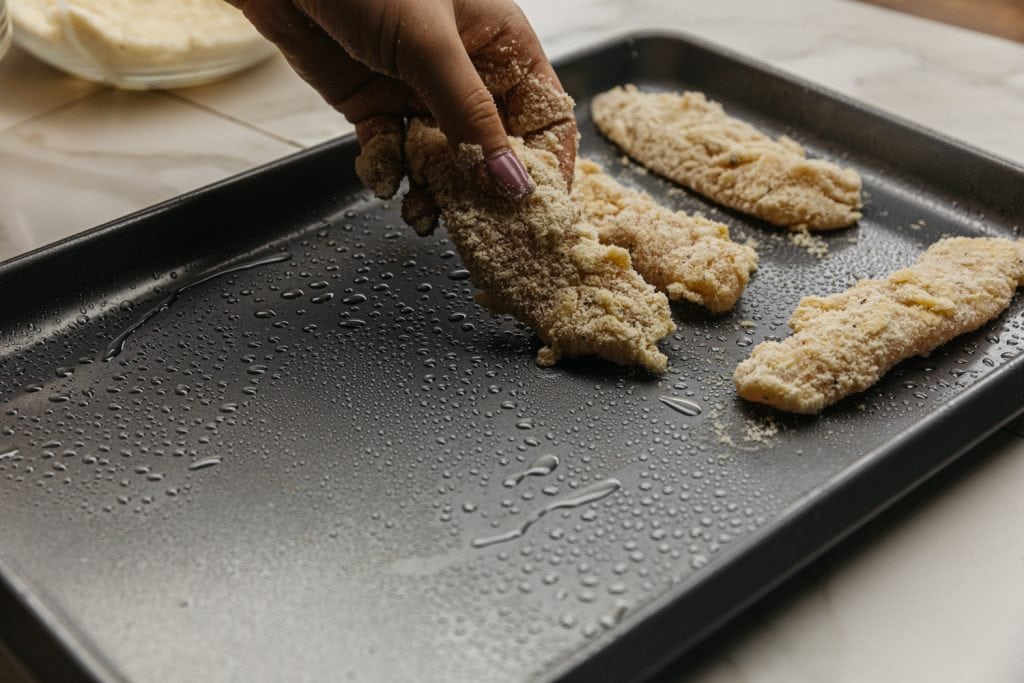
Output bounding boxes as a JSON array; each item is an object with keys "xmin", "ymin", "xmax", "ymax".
[
  {"xmin": 0, "ymin": 89, "xmax": 296, "ymax": 260},
  {"xmin": 172, "ymin": 53, "xmax": 354, "ymax": 148},
  {"xmin": 0, "ymin": 43, "xmax": 102, "ymax": 132}
]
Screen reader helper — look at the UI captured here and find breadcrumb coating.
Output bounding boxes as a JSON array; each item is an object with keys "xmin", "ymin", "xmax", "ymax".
[
  {"xmin": 404, "ymin": 119, "xmax": 675, "ymax": 372},
  {"xmin": 734, "ymin": 237, "xmax": 1024, "ymax": 414},
  {"xmin": 572, "ymin": 159, "xmax": 758, "ymax": 313},
  {"xmin": 354, "ymin": 132, "xmax": 404, "ymax": 200},
  {"xmin": 591, "ymin": 86, "xmax": 863, "ymax": 231}
]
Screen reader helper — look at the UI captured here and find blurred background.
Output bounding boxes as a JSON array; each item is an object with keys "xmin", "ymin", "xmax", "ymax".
[{"xmin": 863, "ymin": 0, "xmax": 1024, "ymax": 42}]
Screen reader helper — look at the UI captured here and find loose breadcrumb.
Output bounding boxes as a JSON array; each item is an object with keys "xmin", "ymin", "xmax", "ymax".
[
  {"xmin": 734, "ymin": 237, "xmax": 1024, "ymax": 414},
  {"xmin": 744, "ymin": 417, "xmax": 779, "ymax": 443},
  {"xmin": 710, "ymin": 410, "xmax": 779, "ymax": 451},
  {"xmin": 404, "ymin": 120, "xmax": 675, "ymax": 372},
  {"xmin": 591, "ymin": 86, "xmax": 863, "ymax": 231},
  {"xmin": 787, "ymin": 228, "xmax": 830, "ymax": 259},
  {"xmin": 572, "ymin": 159, "xmax": 758, "ymax": 313}
]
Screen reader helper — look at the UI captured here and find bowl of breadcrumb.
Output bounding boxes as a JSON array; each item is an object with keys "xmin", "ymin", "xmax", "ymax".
[{"xmin": 9, "ymin": 0, "xmax": 276, "ymax": 89}]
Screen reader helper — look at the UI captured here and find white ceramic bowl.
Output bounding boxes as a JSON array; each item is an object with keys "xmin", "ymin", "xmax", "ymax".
[{"xmin": 9, "ymin": 0, "xmax": 276, "ymax": 89}]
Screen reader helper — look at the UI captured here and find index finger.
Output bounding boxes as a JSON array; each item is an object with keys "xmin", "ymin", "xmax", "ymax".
[
  {"xmin": 503, "ymin": 65, "xmax": 578, "ymax": 190},
  {"xmin": 466, "ymin": 11, "xmax": 578, "ymax": 188}
]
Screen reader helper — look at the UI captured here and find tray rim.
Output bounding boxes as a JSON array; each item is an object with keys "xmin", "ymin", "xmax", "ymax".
[{"xmin": 0, "ymin": 29, "xmax": 1022, "ymax": 683}]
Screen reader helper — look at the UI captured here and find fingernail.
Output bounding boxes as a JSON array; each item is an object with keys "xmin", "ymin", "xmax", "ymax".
[{"xmin": 486, "ymin": 150, "xmax": 534, "ymax": 198}]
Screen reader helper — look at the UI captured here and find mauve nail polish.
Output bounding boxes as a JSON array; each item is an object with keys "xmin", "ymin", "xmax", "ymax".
[{"xmin": 486, "ymin": 150, "xmax": 535, "ymax": 198}]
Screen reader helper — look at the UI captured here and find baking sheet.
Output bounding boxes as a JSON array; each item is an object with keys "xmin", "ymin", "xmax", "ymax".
[{"xmin": 1, "ymin": 33, "xmax": 1022, "ymax": 683}]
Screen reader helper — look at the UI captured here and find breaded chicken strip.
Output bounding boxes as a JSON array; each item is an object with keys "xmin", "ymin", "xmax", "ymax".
[
  {"xmin": 591, "ymin": 86, "xmax": 863, "ymax": 231},
  {"xmin": 734, "ymin": 237, "xmax": 1024, "ymax": 414},
  {"xmin": 404, "ymin": 119, "xmax": 676, "ymax": 372},
  {"xmin": 572, "ymin": 159, "xmax": 758, "ymax": 313}
]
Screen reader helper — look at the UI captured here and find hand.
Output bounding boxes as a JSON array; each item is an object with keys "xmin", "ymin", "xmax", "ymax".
[{"xmin": 230, "ymin": 0, "xmax": 578, "ymax": 229}]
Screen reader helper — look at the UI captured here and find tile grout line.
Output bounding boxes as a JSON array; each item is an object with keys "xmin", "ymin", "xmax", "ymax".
[
  {"xmin": 159, "ymin": 91, "xmax": 305, "ymax": 150},
  {"xmin": 0, "ymin": 87, "xmax": 106, "ymax": 135}
]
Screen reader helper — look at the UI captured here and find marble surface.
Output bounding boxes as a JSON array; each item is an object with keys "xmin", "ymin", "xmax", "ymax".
[{"xmin": 1, "ymin": 1, "xmax": 1023, "ymax": 681}]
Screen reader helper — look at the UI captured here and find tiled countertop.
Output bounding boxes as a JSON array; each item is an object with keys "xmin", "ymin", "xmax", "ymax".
[{"xmin": 1, "ymin": 1, "xmax": 1023, "ymax": 681}]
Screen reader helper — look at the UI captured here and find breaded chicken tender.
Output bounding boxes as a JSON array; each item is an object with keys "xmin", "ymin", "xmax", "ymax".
[
  {"xmin": 591, "ymin": 86, "xmax": 863, "ymax": 231},
  {"xmin": 404, "ymin": 119, "xmax": 676, "ymax": 372},
  {"xmin": 734, "ymin": 237, "xmax": 1024, "ymax": 414},
  {"xmin": 572, "ymin": 159, "xmax": 758, "ymax": 313}
]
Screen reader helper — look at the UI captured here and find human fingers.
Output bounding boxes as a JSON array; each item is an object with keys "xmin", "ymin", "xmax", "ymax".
[
  {"xmin": 401, "ymin": 178, "xmax": 441, "ymax": 237},
  {"xmin": 503, "ymin": 66, "xmax": 577, "ymax": 189},
  {"xmin": 294, "ymin": 0, "xmax": 533, "ymax": 199},
  {"xmin": 354, "ymin": 115, "xmax": 406, "ymax": 200},
  {"xmin": 454, "ymin": 1, "xmax": 577, "ymax": 188},
  {"xmin": 466, "ymin": 6, "xmax": 577, "ymax": 188},
  {"xmin": 235, "ymin": 0, "xmax": 417, "ymax": 197}
]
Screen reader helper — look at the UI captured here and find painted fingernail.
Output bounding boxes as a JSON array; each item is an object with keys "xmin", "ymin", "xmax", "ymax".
[{"xmin": 486, "ymin": 150, "xmax": 534, "ymax": 198}]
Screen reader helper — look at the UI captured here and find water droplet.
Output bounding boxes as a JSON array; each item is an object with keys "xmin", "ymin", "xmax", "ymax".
[
  {"xmin": 598, "ymin": 600, "xmax": 630, "ymax": 629},
  {"xmin": 658, "ymin": 396, "xmax": 702, "ymax": 417},
  {"xmin": 99, "ymin": 252, "xmax": 290, "ymax": 361},
  {"xmin": 188, "ymin": 457, "xmax": 222, "ymax": 471},
  {"xmin": 342, "ymin": 294, "xmax": 366, "ymax": 305},
  {"xmin": 472, "ymin": 478, "xmax": 621, "ymax": 548},
  {"xmin": 503, "ymin": 454, "xmax": 559, "ymax": 488},
  {"xmin": 447, "ymin": 269, "xmax": 471, "ymax": 281}
]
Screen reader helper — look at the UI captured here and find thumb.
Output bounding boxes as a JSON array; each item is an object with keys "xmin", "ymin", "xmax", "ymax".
[{"xmin": 409, "ymin": 37, "xmax": 534, "ymax": 199}]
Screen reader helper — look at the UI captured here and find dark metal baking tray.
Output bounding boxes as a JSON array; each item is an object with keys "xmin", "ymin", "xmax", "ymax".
[{"xmin": 1, "ymin": 32, "xmax": 1022, "ymax": 683}]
